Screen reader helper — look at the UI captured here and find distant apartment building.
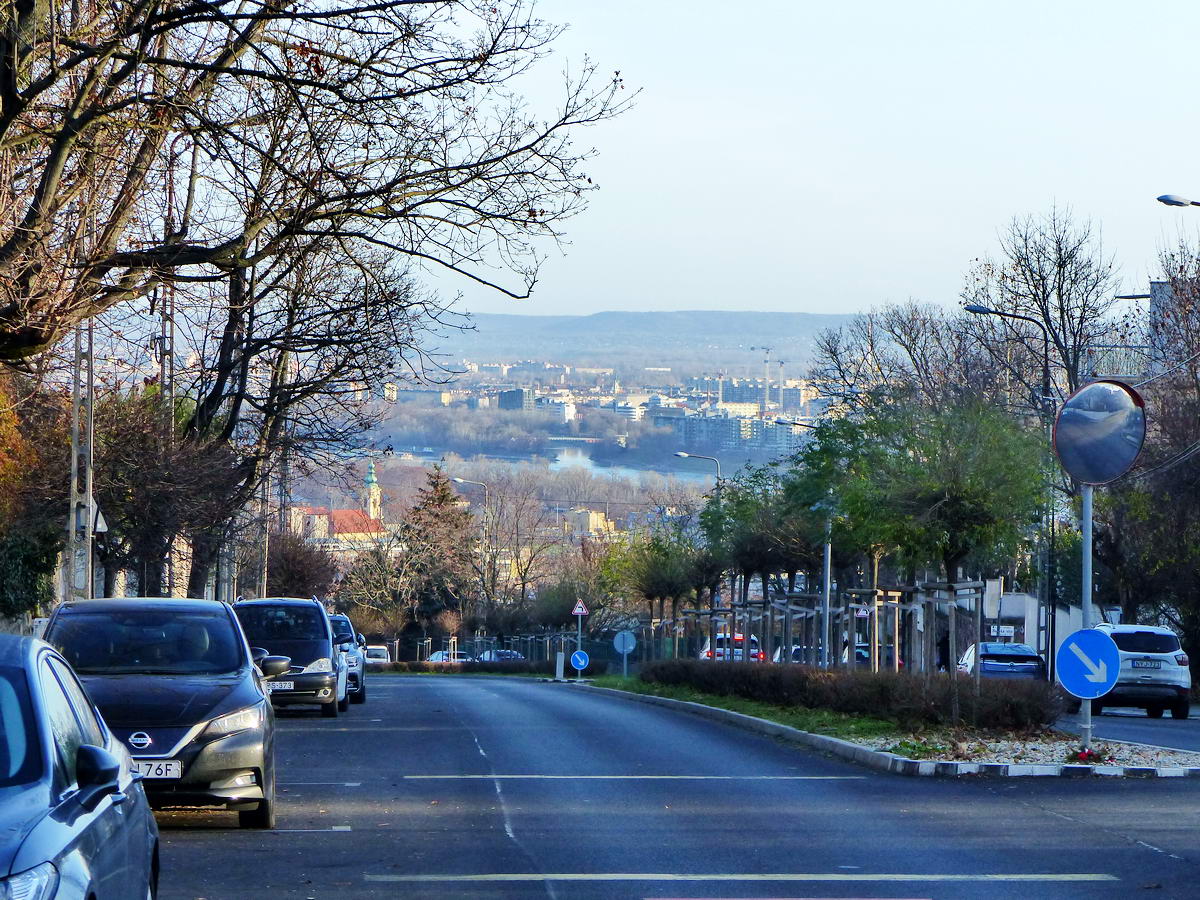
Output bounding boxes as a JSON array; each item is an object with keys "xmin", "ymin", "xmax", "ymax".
[
  {"xmin": 652, "ymin": 409, "xmax": 811, "ymax": 456},
  {"xmin": 565, "ymin": 508, "xmax": 615, "ymax": 537},
  {"xmin": 536, "ymin": 397, "xmax": 576, "ymax": 423},
  {"xmin": 395, "ymin": 388, "xmax": 452, "ymax": 406},
  {"xmin": 498, "ymin": 388, "xmax": 536, "ymax": 411}
]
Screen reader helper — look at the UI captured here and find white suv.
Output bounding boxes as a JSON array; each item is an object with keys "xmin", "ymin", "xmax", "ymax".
[{"xmin": 1093, "ymin": 623, "xmax": 1191, "ymax": 719}]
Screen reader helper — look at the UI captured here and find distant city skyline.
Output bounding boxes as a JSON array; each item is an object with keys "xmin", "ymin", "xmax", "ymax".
[{"xmin": 436, "ymin": 0, "xmax": 1200, "ymax": 319}]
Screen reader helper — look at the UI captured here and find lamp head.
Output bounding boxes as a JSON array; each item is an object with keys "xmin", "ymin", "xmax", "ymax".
[
  {"xmin": 963, "ymin": 304, "xmax": 995, "ymax": 315},
  {"xmin": 673, "ymin": 451, "xmax": 690, "ymax": 459},
  {"xmin": 1158, "ymin": 194, "xmax": 1195, "ymax": 207}
]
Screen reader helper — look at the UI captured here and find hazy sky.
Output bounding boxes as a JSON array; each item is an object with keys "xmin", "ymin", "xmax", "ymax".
[{"xmin": 447, "ymin": 1, "xmax": 1200, "ymax": 318}]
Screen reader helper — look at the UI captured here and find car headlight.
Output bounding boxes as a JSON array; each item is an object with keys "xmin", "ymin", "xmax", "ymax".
[
  {"xmin": 205, "ymin": 704, "xmax": 264, "ymax": 738},
  {"xmin": 0, "ymin": 862, "xmax": 58, "ymax": 900},
  {"xmin": 302, "ymin": 657, "xmax": 332, "ymax": 674}
]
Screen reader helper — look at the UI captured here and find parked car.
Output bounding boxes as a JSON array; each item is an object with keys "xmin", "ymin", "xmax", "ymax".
[
  {"xmin": 45, "ymin": 597, "xmax": 286, "ymax": 828},
  {"xmin": 698, "ymin": 634, "xmax": 764, "ymax": 661},
  {"xmin": 957, "ymin": 642, "xmax": 1046, "ymax": 679},
  {"xmin": 329, "ymin": 614, "xmax": 367, "ymax": 704},
  {"xmin": 234, "ymin": 598, "xmax": 351, "ymax": 718},
  {"xmin": 843, "ymin": 642, "xmax": 903, "ymax": 669},
  {"xmin": 1091, "ymin": 623, "xmax": 1191, "ymax": 718},
  {"xmin": 0, "ymin": 633, "xmax": 159, "ymax": 899},
  {"xmin": 476, "ymin": 649, "xmax": 526, "ymax": 662},
  {"xmin": 426, "ymin": 651, "xmax": 474, "ymax": 663},
  {"xmin": 364, "ymin": 645, "xmax": 392, "ymax": 668}
]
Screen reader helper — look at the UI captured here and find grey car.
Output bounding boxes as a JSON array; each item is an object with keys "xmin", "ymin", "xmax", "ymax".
[
  {"xmin": 45, "ymin": 598, "xmax": 288, "ymax": 828},
  {"xmin": 329, "ymin": 614, "xmax": 367, "ymax": 704}
]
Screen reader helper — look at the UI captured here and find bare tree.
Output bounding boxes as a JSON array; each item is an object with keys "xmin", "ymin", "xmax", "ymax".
[{"xmin": 1, "ymin": 0, "xmax": 630, "ymax": 360}]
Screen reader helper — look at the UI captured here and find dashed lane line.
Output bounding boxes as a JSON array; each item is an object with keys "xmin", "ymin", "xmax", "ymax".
[{"xmin": 400, "ymin": 774, "xmax": 866, "ymax": 780}]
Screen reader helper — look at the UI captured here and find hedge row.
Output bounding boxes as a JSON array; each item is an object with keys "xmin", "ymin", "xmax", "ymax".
[
  {"xmin": 372, "ymin": 659, "xmax": 609, "ymax": 677},
  {"xmin": 639, "ymin": 660, "xmax": 1064, "ymax": 731}
]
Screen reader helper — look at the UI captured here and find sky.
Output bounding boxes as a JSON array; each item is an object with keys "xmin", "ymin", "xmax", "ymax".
[{"xmin": 446, "ymin": 0, "xmax": 1200, "ymax": 319}]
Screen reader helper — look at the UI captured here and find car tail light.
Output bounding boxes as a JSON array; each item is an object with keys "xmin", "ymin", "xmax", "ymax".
[
  {"xmin": 756, "ymin": 652, "xmax": 765, "ymax": 661},
  {"xmin": 705, "ymin": 650, "xmax": 713, "ymax": 658},
  {"xmin": 1177, "ymin": 653, "xmax": 1189, "ymax": 666}
]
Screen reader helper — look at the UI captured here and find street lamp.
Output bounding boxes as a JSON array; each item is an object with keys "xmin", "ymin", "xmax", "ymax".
[
  {"xmin": 1157, "ymin": 194, "xmax": 1200, "ymax": 207},
  {"xmin": 963, "ymin": 304, "xmax": 1053, "ymax": 411},
  {"xmin": 673, "ymin": 450, "xmax": 721, "ymax": 481}
]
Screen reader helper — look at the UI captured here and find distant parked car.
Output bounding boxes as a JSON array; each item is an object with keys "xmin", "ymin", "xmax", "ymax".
[
  {"xmin": 1092, "ymin": 623, "xmax": 1191, "ymax": 719},
  {"xmin": 234, "ymin": 598, "xmax": 352, "ymax": 718},
  {"xmin": 329, "ymin": 614, "xmax": 367, "ymax": 704},
  {"xmin": 0, "ymin": 633, "xmax": 159, "ymax": 899},
  {"xmin": 426, "ymin": 651, "xmax": 474, "ymax": 663},
  {"xmin": 364, "ymin": 645, "xmax": 392, "ymax": 668},
  {"xmin": 773, "ymin": 645, "xmax": 816, "ymax": 664},
  {"xmin": 698, "ymin": 634, "xmax": 763, "ymax": 661},
  {"xmin": 476, "ymin": 649, "xmax": 526, "ymax": 662},
  {"xmin": 843, "ymin": 642, "xmax": 903, "ymax": 669},
  {"xmin": 45, "ymin": 597, "xmax": 287, "ymax": 828},
  {"xmin": 957, "ymin": 642, "xmax": 1046, "ymax": 679}
]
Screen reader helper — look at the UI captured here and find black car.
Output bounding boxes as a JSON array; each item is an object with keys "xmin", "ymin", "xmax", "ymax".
[
  {"xmin": 45, "ymin": 598, "xmax": 288, "ymax": 828},
  {"xmin": 234, "ymin": 598, "xmax": 352, "ymax": 717},
  {"xmin": 329, "ymin": 614, "xmax": 367, "ymax": 704},
  {"xmin": 0, "ymin": 633, "xmax": 158, "ymax": 899}
]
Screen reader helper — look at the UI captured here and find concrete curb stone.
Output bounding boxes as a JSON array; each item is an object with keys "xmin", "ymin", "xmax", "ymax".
[{"xmin": 568, "ymin": 682, "xmax": 1200, "ymax": 779}]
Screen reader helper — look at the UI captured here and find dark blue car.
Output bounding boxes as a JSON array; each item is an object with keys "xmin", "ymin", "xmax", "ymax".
[{"xmin": 0, "ymin": 633, "xmax": 158, "ymax": 899}]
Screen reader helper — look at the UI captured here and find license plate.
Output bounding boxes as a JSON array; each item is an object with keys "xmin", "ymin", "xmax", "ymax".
[
  {"xmin": 266, "ymin": 681, "xmax": 294, "ymax": 691},
  {"xmin": 1132, "ymin": 659, "xmax": 1161, "ymax": 669},
  {"xmin": 133, "ymin": 759, "xmax": 182, "ymax": 779}
]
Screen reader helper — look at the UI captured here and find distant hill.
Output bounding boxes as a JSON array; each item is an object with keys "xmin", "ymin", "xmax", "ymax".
[{"xmin": 427, "ymin": 310, "xmax": 857, "ymax": 377}]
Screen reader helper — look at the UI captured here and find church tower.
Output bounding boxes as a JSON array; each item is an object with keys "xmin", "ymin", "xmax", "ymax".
[{"xmin": 363, "ymin": 461, "xmax": 382, "ymax": 521}]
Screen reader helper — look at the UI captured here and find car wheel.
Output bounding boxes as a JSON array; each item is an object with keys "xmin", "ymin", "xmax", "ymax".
[
  {"xmin": 1172, "ymin": 701, "xmax": 1191, "ymax": 720},
  {"xmin": 239, "ymin": 785, "xmax": 276, "ymax": 829},
  {"xmin": 1147, "ymin": 706, "xmax": 1165, "ymax": 718},
  {"xmin": 321, "ymin": 698, "xmax": 339, "ymax": 718},
  {"xmin": 1090, "ymin": 700, "xmax": 1104, "ymax": 715},
  {"xmin": 352, "ymin": 681, "xmax": 366, "ymax": 704}
]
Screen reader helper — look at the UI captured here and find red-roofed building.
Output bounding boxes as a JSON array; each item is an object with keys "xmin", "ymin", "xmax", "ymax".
[{"xmin": 285, "ymin": 462, "xmax": 390, "ymax": 561}]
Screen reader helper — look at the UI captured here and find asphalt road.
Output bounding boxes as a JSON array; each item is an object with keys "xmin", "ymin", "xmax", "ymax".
[
  {"xmin": 1060, "ymin": 707, "xmax": 1200, "ymax": 752},
  {"xmin": 157, "ymin": 676, "xmax": 1200, "ymax": 900}
]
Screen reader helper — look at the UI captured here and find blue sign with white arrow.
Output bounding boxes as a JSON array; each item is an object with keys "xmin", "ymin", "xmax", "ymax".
[
  {"xmin": 570, "ymin": 650, "xmax": 590, "ymax": 672},
  {"xmin": 1056, "ymin": 628, "xmax": 1120, "ymax": 700}
]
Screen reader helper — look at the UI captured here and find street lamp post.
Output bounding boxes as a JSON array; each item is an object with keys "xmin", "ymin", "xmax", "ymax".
[
  {"xmin": 674, "ymin": 451, "xmax": 725, "ymax": 659},
  {"xmin": 673, "ymin": 450, "xmax": 721, "ymax": 481},
  {"xmin": 964, "ymin": 303, "xmax": 1059, "ymax": 678}
]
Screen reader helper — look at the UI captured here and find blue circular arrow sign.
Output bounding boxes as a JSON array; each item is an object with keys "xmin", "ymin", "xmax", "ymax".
[
  {"xmin": 1056, "ymin": 628, "xmax": 1120, "ymax": 700},
  {"xmin": 570, "ymin": 650, "xmax": 590, "ymax": 671}
]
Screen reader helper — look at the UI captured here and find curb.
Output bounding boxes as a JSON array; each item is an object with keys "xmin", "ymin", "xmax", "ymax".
[{"xmin": 567, "ymin": 684, "xmax": 1200, "ymax": 778}]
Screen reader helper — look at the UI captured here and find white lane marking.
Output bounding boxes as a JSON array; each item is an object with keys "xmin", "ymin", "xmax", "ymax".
[
  {"xmin": 279, "ymin": 782, "xmax": 362, "ymax": 787},
  {"xmin": 363, "ymin": 873, "xmax": 1118, "ymax": 884},
  {"xmin": 402, "ymin": 775, "xmax": 865, "ymax": 780},
  {"xmin": 471, "ymin": 735, "xmax": 516, "ymax": 842},
  {"xmin": 273, "ymin": 827, "xmax": 354, "ymax": 833}
]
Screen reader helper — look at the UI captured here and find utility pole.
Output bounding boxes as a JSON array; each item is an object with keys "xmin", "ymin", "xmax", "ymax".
[{"xmin": 66, "ymin": 322, "xmax": 96, "ymax": 601}]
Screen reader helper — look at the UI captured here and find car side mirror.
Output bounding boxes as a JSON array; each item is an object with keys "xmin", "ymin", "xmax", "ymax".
[
  {"xmin": 356, "ymin": 633, "xmax": 366, "ymax": 647},
  {"xmin": 260, "ymin": 655, "xmax": 291, "ymax": 678},
  {"xmin": 75, "ymin": 744, "xmax": 125, "ymax": 811},
  {"xmin": 250, "ymin": 647, "xmax": 269, "ymax": 665}
]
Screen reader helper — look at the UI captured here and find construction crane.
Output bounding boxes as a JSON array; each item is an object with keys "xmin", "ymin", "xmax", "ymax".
[{"xmin": 750, "ymin": 346, "xmax": 773, "ymax": 412}]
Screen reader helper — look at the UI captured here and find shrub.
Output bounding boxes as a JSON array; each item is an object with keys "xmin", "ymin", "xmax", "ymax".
[{"xmin": 638, "ymin": 660, "xmax": 1063, "ymax": 731}]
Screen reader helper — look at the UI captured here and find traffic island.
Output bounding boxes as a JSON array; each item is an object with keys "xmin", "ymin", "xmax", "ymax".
[{"xmin": 572, "ymin": 682, "xmax": 1200, "ymax": 778}]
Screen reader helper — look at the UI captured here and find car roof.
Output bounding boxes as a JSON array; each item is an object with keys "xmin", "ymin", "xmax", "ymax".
[
  {"xmin": 1096, "ymin": 623, "xmax": 1176, "ymax": 634},
  {"xmin": 236, "ymin": 597, "xmax": 326, "ymax": 608},
  {"xmin": 0, "ymin": 632, "xmax": 45, "ymax": 668},
  {"xmin": 56, "ymin": 597, "xmax": 229, "ymax": 615}
]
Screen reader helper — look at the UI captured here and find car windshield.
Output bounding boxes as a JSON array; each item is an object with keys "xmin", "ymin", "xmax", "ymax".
[
  {"xmin": 981, "ymin": 644, "xmax": 1037, "ymax": 657},
  {"xmin": 236, "ymin": 605, "xmax": 327, "ymax": 643},
  {"xmin": 48, "ymin": 609, "xmax": 244, "ymax": 675},
  {"xmin": 366, "ymin": 648, "xmax": 389, "ymax": 660},
  {"xmin": 715, "ymin": 637, "xmax": 758, "ymax": 648},
  {"xmin": 1112, "ymin": 632, "xmax": 1180, "ymax": 653},
  {"xmin": 330, "ymin": 618, "xmax": 354, "ymax": 640},
  {"xmin": 0, "ymin": 666, "xmax": 42, "ymax": 788}
]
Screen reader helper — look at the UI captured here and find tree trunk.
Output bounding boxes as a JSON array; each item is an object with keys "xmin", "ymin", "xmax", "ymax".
[{"xmin": 188, "ymin": 532, "xmax": 221, "ymax": 598}]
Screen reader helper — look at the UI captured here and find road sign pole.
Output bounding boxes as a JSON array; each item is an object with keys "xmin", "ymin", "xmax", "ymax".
[
  {"xmin": 576, "ymin": 612, "xmax": 583, "ymax": 683},
  {"xmin": 1080, "ymin": 483, "xmax": 1094, "ymax": 751}
]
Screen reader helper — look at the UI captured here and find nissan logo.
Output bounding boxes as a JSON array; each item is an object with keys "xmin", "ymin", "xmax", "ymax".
[{"xmin": 129, "ymin": 732, "xmax": 152, "ymax": 749}]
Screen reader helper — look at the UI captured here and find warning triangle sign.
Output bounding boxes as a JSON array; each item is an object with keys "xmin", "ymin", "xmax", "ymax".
[{"xmin": 571, "ymin": 600, "xmax": 589, "ymax": 616}]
